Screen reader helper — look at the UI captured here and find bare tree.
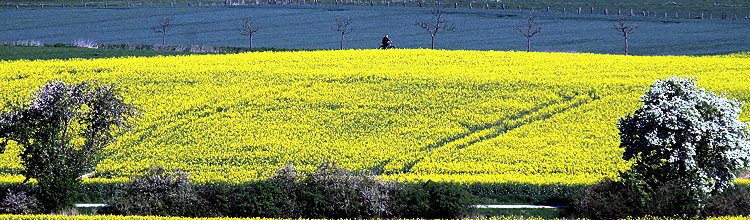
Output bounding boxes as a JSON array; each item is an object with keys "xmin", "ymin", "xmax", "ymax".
[
  {"xmin": 515, "ymin": 13, "xmax": 542, "ymax": 52},
  {"xmin": 614, "ymin": 18, "xmax": 639, "ymax": 55},
  {"xmin": 332, "ymin": 17, "xmax": 353, "ymax": 50},
  {"xmin": 152, "ymin": 16, "xmax": 174, "ymax": 46},
  {"xmin": 416, "ymin": 7, "xmax": 455, "ymax": 49},
  {"xmin": 239, "ymin": 16, "xmax": 261, "ymax": 49}
]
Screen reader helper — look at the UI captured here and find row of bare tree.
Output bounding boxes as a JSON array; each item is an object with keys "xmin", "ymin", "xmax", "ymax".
[{"xmin": 151, "ymin": 7, "xmax": 640, "ymax": 55}]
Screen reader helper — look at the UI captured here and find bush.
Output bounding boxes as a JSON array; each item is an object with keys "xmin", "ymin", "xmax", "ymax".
[
  {"xmin": 109, "ymin": 166, "xmax": 201, "ymax": 217},
  {"xmin": 108, "ymin": 163, "xmax": 476, "ymax": 219},
  {"xmin": 574, "ymin": 179, "xmax": 750, "ymax": 219},
  {"xmin": 229, "ymin": 181, "xmax": 285, "ymax": 217},
  {"xmin": 389, "ymin": 182, "xmax": 430, "ymax": 218},
  {"xmin": 388, "ymin": 181, "xmax": 478, "ymax": 218},
  {"xmin": 703, "ymin": 184, "xmax": 750, "ymax": 216},
  {"xmin": 0, "ymin": 189, "xmax": 40, "ymax": 214},
  {"xmin": 192, "ymin": 183, "xmax": 233, "ymax": 217},
  {"xmin": 72, "ymin": 39, "xmax": 98, "ymax": 49},
  {"xmin": 573, "ymin": 179, "xmax": 647, "ymax": 219},
  {"xmin": 422, "ymin": 181, "xmax": 477, "ymax": 218},
  {"xmin": 280, "ymin": 162, "xmax": 396, "ymax": 218}
]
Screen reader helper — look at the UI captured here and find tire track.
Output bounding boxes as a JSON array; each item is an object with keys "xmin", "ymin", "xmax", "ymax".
[{"xmin": 380, "ymin": 94, "xmax": 597, "ymax": 174}]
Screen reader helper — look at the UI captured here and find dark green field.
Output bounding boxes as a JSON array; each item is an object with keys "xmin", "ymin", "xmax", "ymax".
[
  {"xmin": 0, "ymin": 45, "xmax": 197, "ymax": 60},
  {"xmin": 0, "ymin": 44, "xmax": 302, "ymax": 60}
]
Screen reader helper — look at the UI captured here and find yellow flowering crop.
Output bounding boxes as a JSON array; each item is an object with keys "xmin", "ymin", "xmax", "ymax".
[{"xmin": 0, "ymin": 50, "xmax": 748, "ymax": 184}]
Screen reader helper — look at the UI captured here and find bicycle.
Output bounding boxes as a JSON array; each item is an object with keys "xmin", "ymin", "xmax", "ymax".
[{"xmin": 378, "ymin": 44, "xmax": 396, "ymax": 49}]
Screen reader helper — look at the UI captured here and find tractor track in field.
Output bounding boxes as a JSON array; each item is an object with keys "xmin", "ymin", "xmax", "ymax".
[{"xmin": 379, "ymin": 94, "xmax": 597, "ymax": 175}]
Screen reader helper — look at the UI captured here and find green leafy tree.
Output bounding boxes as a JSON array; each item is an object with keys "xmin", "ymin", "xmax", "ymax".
[
  {"xmin": 618, "ymin": 77, "xmax": 750, "ymax": 215},
  {"xmin": 0, "ymin": 81, "xmax": 138, "ymax": 212}
]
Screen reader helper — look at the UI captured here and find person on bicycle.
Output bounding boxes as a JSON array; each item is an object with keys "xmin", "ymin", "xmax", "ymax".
[{"xmin": 381, "ymin": 34, "xmax": 391, "ymax": 49}]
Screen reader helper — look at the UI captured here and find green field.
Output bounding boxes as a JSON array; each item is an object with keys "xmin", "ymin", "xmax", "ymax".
[
  {"xmin": 0, "ymin": 44, "xmax": 301, "ymax": 60},
  {"xmin": 0, "ymin": 45, "xmax": 197, "ymax": 60}
]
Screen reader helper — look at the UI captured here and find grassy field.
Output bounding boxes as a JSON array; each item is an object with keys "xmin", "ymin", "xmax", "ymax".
[
  {"xmin": 0, "ymin": 49, "xmax": 748, "ymax": 184},
  {"xmin": 0, "ymin": 43, "xmax": 299, "ymax": 60},
  {"xmin": 0, "ymin": 45, "xmax": 198, "ymax": 60},
  {"xmin": 0, "ymin": 5, "xmax": 748, "ymax": 55}
]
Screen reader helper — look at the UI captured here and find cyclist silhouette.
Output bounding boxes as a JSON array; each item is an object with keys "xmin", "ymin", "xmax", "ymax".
[{"xmin": 379, "ymin": 34, "xmax": 394, "ymax": 49}]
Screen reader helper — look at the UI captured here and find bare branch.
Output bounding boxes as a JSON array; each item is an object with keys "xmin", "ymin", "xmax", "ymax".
[
  {"xmin": 515, "ymin": 13, "xmax": 541, "ymax": 38},
  {"xmin": 152, "ymin": 16, "xmax": 174, "ymax": 45},
  {"xmin": 152, "ymin": 16, "xmax": 174, "ymax": 34},
  {"xmin": 332, "ymin": 17, "xmax": 354, "ymax": 49},
  {"xmin": 614, "ymin": 18, "xmax": 639, "ymax": 37},
  {"xmin": 239, "ymin": 16, "xmax": 261, "ymax": 36},
  {"xmin": 332, "ymin": 17, "xmax": 354, "ymax": 35},
  {"xmin": 415, "ymin": 19, "xmax": 433, "ymax": 34},
  {"xmin": 514, "ymin": 13, "xmax": 542, "ymax": 52},
  {"xmin": 239, "ymin": 16, "xmax": 261, "ymax": 48},
  {"xmin": 614, "ymin": 18, "xmax": 639, "ymax": 55},
  {"xmin": 415, "ymin": 6, "xmax": 455, "ymax": 49}
]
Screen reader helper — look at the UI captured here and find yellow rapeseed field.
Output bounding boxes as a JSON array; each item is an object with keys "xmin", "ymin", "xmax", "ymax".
[{"xmin": 0, "ymin": 50, "xmax": 748, "ymax": 184}]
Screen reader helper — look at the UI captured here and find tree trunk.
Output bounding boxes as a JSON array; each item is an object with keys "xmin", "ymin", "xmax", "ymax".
[
  {"xmin": 340, "ymin": 33, "xmax": 345, "ymax": 50},
  {"xmin": 162, "ymin": 33, "xmax": 166, "ymax": 45},
  {"xmin": 430, "ymin": 35, "xmax": 435, "ymax": 49},
  {"xmin": 527, "ymin": 37, "xmax": 531, "ymax": 52},
  {"xmin": 625, "ymin": 36, "xmax": 629, "ymax": 55},
  {"xmin": 249, "ymin": 34, "xmax": 253, "ymax": 49}
]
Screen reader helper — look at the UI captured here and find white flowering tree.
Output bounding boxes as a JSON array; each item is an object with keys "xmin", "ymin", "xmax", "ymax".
[{"xmin": 619, "ymin": 77, "xmax": 750, "ymax": 214}]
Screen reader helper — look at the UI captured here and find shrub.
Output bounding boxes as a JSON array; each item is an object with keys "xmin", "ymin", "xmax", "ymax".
[
  {"xmin": 228, "ymin": 181, "xmax": 285, "ymax": 217},
  {"xmin": 109, "ymin": 166, "xmax": 202, "ymax": 216},
  {"xmin": 389, "ymin": 182, "xmax": 430, "ymax": 218},
  {"xmin": 288, "ymin": 162, "xmax": 396, "ymax": 218},
  {"xmin": 0, "ymin": 40, "xmax": 43, "ymax": 47},
  {"xmin": 389, "ymin": 181, "xmax": 479, "ymax": 218},
  {"xmin": 269, "ymin": 164, "xmax": 302, "ymax": 218},
  {"xmin": 109, "ymin": 163, "xmax": 476, "ymax": 219},
  {"xmin": 192, "ymin": 183, "xmax": 233, "ymax": 217},
  {"xmin": 73, "ymin": 39, "xmax": 98, "ymax": 49},
  {"xmin": 703, "ymin": 184, "xmax": 750, "ymax": 216},
  {"xmin": 0, "ymin": 189, "xmax": 40, "ymax": 214},
  {"xmin": 422, "ymin": 181, "xmax": 477, "ymax": 218}
]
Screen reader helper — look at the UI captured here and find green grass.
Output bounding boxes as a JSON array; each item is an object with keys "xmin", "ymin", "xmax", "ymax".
[
  {"xmin": 0, "ymin": 44, "xmax": 299, "ymax": 60},
  {"xmin": 0, "ymin": 45, "xmax": 197, "ymax": 60}
]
